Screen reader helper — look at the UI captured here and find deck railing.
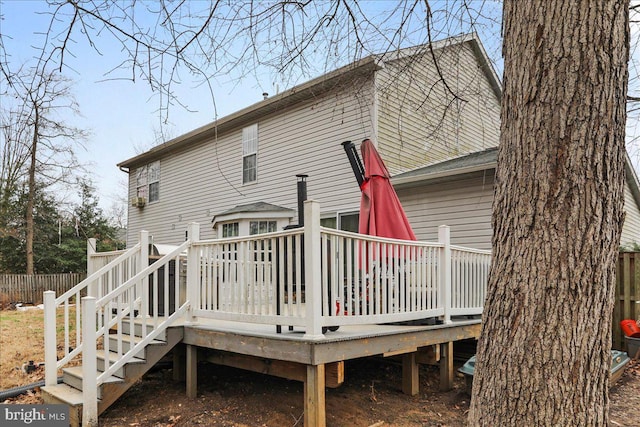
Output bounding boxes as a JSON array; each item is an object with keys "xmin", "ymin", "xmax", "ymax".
[
  {"xmin": 44, "ymin": 233, "xmax": 149, "ymax": 387},
  {"xmin": 450, "ymin": 245, "xmax": 491, "ymax": 316},
  {"xmin": 44, "ymin": 229, "xmax": 195, "ymax": 426},
  {"xmin": 190, "ymin": 200, "xmax": 491, "ymax": 336},
  {"xmin": 86, "ymin": 238, "xmax": 127, "ymax": 278},
  {"xmin": 43, "ymin": 201, "xmax": 491, "ymax": 425}
]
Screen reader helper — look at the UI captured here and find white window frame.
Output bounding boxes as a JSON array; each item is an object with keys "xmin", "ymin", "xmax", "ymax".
[
  {"xmin": 249, "ymin": 220, "xmax": 277, "ymax": 235},
  {"xmin": 222, "ymin": 222, "xmax": 239, "ymax": 238},
  {"xmin": 321, "ymin": 211, "xmax": 359, "ymax": 232},
  {"xmin": 136, "ymin": 161, "xmax": 160, "ymax": 203},
  {"xmin": 242, "ymin": 124, "xmax": 258, "ymax": 184}
]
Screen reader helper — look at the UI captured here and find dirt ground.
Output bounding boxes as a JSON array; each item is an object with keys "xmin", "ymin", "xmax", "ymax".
[{"xmin": 2, "ymin": 309, "xmax": 640, "ymax": 426}]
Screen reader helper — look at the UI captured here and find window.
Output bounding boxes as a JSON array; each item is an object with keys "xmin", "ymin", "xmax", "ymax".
[
  {"xmin": 321, "ymin": 212, "xmax": 359, "ymax": 232},
  {"xmin": 242, "ymin": 124, "xmax": 258, "ymax": 184},
  {"xmin": 147, "ymin": 161, "xmax": 160, "ymax": 202},
  {"xmin": 222, "ymin": 222, "xmax": 239, "ymax": 237},
  {"xmin": 249, "ymin": 220, "xmax": 277, "ymax": 235},
  {"xmin": 136, "ymin": 161, "xmax": 160, "ymax": 203}
]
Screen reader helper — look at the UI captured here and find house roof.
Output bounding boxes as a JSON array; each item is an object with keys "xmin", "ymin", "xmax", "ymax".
[
  {"xmin": 118, "ymin": 33, "xmax": 500, "ymax": 169},
  {"xmin": 211, "ymin": 201, "xmax": 294, "ymax": 226},
  {"xmin": 392, "ymin": 147, "xmax": 498, "ymax": 186},
  {"xmin": 392, "ymin": 147, "xmax": 640, "ymax": 213}
]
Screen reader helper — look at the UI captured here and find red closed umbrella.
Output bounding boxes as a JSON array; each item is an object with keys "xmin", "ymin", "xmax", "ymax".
[{"xmin": 358, "ymin": 139, "xmax": 416, "ymax": 240}]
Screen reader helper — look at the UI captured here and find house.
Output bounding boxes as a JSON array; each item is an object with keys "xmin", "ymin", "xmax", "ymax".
[
  {"xmin": 393, "ymin": 147, "xmax": 640, "ymax": 250},
  {"xmin": 117, "ymin": 33, "xmax": 501, "ymax": 247}
]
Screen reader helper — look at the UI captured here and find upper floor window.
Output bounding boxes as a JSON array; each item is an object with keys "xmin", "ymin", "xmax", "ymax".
[
  {"xmin": 242, "ymin": 124, "xmax": 258, "ymax": 184},
  {"xmin": 136, "ymin": 160, "xmax": 160, "ymax": 203}
]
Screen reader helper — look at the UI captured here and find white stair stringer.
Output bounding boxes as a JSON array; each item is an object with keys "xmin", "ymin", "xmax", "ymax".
[{"xmin": 41, "ymin": 323, "xmax": 184, "ymax": 427}]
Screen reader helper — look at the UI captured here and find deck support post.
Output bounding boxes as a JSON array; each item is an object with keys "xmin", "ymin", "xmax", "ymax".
[
  {"xmin": 402, "ymin": 352, "xmax": 420, "ymax": 396},
  {"xmin": 438, "ymin": 225, "xmax": 452, "ymax": 324},
  {"xmin": 186, "ymin": 344, "xmax": 198, "ymax": 398},
  {"xmin": 304, "ymin": 364, "xmax": 326, "ymax": 427},
  {"xmin": 439, "ymin": 341, "xmax": 454, "ymax": 391},
  {"xmin": 186, "ymin": 223, "xmax": 200, "ymax": 323},
  {"xmin": 173, "ymin": 344, "xmax": 186, "ymax": 382},
  {"xmin": 303, "ymin": 200, "xmax": 324, "ymax": 339}
]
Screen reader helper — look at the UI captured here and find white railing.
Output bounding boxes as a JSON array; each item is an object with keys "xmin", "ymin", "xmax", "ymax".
[
  {"xmin": 44, "ymin": 228, "xmax": 194, "ymax": 426},
  {"xmin": 450, "ymin": 245, "xmax": 491, "ymax": 316},
  {"xmin": 44, "ymin": 232, "xmax": 149, "ymax": 388},
  {"xmin": 82, "ymin": 237, "xmax": 190, "ymax": 426},
  {"xmin": 318, "ymin": 228, "xmax": 444, "ymax": 325},
  {"xmin": 43, "ymin": 201, "xmax": 491, "ymax": 425},
  {"xmin": 92, "ymin": 239, "xmax": 189, "ymax": 385},
  {"xmin": 190, "ymin": 201, "xmax": 490, "ymax": 336},
  {"xmin": 192, "ymin": 227, "xmax": 307, "ymax": 327},
  {"xmin": 87, "ymin": 238, "xmax": 127, "ymax": 277}
]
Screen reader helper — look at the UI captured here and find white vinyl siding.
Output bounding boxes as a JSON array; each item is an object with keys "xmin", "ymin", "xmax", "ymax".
[
  {"xmin": 397, "ymin": 170, "xmax": 495, "ymax": 250},
  {"xmin": 126, "ymin": 76, "xmax": 376, "ymax": 245},
  {"xmin": 376, "ymin": 41, "xmax": 501, "ymax": 175},
  {"xmin": 124, "ymin": 40, "xmax": 505, "ymax": 247},
  {"xmin": 621, "ymin": 181, "xmax": 640, "ymax": 247},
  {"xmin": 242, "ymin": 124, "xmax": 258, "ymax": 184}
]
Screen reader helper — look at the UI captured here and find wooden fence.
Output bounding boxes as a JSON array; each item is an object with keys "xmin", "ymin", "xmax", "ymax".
[
  {"xmin": 0, "ymin": 273, "xmax": 85, "ymax": 306},
  {"xmin": 614, "ymin": 252, "xmax": 640, "ymax": 350}
]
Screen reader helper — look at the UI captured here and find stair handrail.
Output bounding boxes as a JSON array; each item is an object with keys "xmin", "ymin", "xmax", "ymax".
[
  {"xmin": 44, "ymin": 232, "xmax": 149, "ymax": 388},
  {"xmin": 55, "ymin": 242, "xmax": 142, "ymax": 305},
  {"xmin": 91, "ymin": 239, "xmax": 191, "ymax": 386}
]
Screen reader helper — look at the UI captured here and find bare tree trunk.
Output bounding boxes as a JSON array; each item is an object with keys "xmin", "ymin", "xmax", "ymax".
[
  {"xmin": 26, "ymin": 111, "xmax": 38, "ymax": 275},
  {"xmin": 469, "ymin": 1, "xmax": 629, "ymax": 425}
]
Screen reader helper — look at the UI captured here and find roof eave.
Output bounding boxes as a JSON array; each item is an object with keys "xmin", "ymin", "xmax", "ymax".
[
  {"xmin": 118, "ymin": 57, "xmax": 382, "ymax": 169},
  {"xmin": 392, "ymin": 161, "xmax": 497, "ymax": 188}
]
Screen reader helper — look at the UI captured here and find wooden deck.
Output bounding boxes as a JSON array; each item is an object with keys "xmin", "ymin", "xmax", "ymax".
[
  {"xmin": 45, "ymin": 202, "xmax": 490, "ymax": 426},
  {"xmin": 172, "ymin": 317, "xmax": 481, "ymax": 427}
]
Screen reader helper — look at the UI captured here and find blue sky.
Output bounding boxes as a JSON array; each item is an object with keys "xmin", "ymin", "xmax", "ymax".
[
  {"xmin": 27, "ymin": 0, "xmax": 640, "ymax": 220},
  {"xmin": 1, "ymin": 0, "xmax": 293, "ymax": 210},
  {"xmin": 4, "ymin": 0, "xmax": 640, "ymax": 219}
]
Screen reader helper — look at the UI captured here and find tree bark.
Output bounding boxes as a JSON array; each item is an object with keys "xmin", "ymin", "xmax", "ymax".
[
  {"xmin": 26, "ymin": 109, "xmax": 38, "ymax": 275},
  {"xmin": 469, "ymin": 1, "xmax": 629, "ymax": 426}
]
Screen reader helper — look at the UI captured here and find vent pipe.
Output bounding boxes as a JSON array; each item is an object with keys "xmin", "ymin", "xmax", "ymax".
[{"xmin": 296, "ymin": 174, "xmax": 308, "ymax": 226}]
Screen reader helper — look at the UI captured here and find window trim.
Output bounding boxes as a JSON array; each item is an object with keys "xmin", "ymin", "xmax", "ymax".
[
  {"xmin": 222, "ymin": 222, "xmax": 239, "ymax": 238},
  {"xmin": 242, "ymin": 124, "xmax": 258, "ymax": 184},
  {"xmin": 135, "ymin": 161, "xmax": 160, "ymax": 204}
]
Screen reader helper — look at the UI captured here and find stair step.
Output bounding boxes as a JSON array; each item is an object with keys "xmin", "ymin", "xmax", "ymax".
[
  {"xmin": 96, "ymin": 350, "xmax": 146, "ymax": 378},
  {"xmin": 63, "ymin": 366, "xmax": 123, "ymax": 399},
  {"xmin": 107, "ymin": 334, "xmax": 166, "ymax": 359},
  {"xmin": 41, "ymin": 382, "xmax": 85, "ymax": 407},
  {"xmin": 118, "ymin": 317, "xmax": 167, "ymax": 340}
]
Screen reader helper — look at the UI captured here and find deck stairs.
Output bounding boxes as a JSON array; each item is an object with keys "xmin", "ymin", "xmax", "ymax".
[{"xmin": 41, "ymin": 319, "xmax": 183, "ymax": 426}]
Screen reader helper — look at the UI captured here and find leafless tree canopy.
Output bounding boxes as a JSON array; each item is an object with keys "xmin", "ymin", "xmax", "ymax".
[{"xmin": 0, "ymin": 1, "xmax": 501, "ymax": 124}]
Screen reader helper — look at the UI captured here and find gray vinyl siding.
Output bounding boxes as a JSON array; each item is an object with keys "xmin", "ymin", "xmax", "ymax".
[
  {"xmin": 396, "ymin": 170, "xmax": 495, "ymax": 250},
  {"xmin": 127, "ymin": 78, "xmax": 376, "ymax": 245},
  {"xmin": 376, "ymin": 41, "xmax": 501, "ymax": 175},
  {"xmin": 621, "ymin": 181, "xmax": 640, "ymax": 247}
]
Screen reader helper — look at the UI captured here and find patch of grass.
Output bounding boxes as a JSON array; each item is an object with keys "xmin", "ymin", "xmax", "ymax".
[{"xmin": 0, "ymin": 308, "xmax": 79, "ymax": 390}]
